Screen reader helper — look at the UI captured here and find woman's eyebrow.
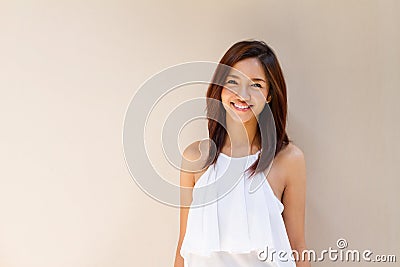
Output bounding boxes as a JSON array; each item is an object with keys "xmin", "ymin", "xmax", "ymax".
[
  {"xmin": 226, "ymin": 74, "xmax": 240, "ymax": 79},
  {"xmin": 251, "ymin": 78, "xmax": 266, "ymax": 83},
  {"xmin": 227, "ymin": 74, "xmax": 266, "ymax": 83}
]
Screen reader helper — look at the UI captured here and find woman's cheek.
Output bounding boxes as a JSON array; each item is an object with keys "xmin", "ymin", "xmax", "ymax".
[{"xmin": 221, "ymin": 88, "xmax": 232, "ymax": 103}]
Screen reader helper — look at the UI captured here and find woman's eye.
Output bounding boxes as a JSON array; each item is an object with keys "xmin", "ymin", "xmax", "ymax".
[
  {"xmin": 226, "ymin": 79, "xmax": 238, "ymax": 85},
  {"xmin": 251, "ymin": 83, "xmax": 262, "ymax": 88}
]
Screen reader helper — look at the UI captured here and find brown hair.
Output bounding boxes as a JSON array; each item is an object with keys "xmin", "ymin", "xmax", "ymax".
[{"xmin": 205, "ymin": 40, "xmax": 292, "ymax": 176}]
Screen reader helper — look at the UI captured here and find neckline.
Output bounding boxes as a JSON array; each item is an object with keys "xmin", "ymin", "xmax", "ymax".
[{"xmin": 219, "ymin": 150, "xmax": 261, "ymax": 160}]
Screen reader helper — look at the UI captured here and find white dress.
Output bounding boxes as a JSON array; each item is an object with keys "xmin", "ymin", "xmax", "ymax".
[{"xmin": 180, "ymin": 150, "xmax": 296, "ymax": 267}]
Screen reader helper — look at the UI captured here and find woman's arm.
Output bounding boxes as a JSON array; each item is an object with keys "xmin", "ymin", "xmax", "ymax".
[
  {"xmin": 174, "ymin": 145, "xmax": 198, "ymax": 267},
  {"xmin": 282, "ymin": 145, "xmax": 311, "ymax": 267}
]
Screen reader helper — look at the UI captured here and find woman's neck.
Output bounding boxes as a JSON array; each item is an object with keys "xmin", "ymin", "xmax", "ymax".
[{"xmin": 223, "ymin": 115, "xmax": 260, "ymax": 154}]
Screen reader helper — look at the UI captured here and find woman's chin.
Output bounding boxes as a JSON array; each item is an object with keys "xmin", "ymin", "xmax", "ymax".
[
  {"xmin": 223, "ymin": 106, "xmax": 259, "ymax": 123},
  {"xmin": 228, "ymin": 113, "xmax": 255, "ymax": 123}
]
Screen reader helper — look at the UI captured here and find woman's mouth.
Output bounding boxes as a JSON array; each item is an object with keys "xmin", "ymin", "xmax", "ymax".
[{"xmin": 230, "ymin": 102, "xmax": 253, "ymax": 112}]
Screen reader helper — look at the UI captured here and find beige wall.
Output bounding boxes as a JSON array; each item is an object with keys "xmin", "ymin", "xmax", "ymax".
[{"xmin": 0, "ymin": 0, "xmax": 399, "ymax": 266}]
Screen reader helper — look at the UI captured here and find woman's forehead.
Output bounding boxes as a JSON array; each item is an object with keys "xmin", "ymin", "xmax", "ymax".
[{"xmin": 229, "ymin": 58, "xmax": 266, "ymax": 81}]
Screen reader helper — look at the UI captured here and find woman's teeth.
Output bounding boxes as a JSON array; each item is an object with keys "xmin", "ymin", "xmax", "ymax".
[{"xmin": 231, "ymin": 102, "xmax": 252, "ymax": 111}]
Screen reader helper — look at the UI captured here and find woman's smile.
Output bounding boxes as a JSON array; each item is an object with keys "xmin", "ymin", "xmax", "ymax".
[{"xmin": 230, "ymin": 101, "xmax": 253, "ymax": 112}]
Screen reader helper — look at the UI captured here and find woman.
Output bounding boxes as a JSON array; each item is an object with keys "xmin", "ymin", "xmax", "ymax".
[{"xmin": 174, "ymin": 40, "xmax": 310, "ymax": 267}]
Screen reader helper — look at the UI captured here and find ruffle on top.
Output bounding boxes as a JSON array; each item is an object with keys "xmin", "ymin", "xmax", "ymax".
[{"xmin": 180, "ymin": 151, "xmax": 296, "ymax": 267}]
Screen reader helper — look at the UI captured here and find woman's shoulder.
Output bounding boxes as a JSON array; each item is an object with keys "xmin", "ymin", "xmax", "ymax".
[
  {"xmin": 182, "ymin": 140, "xmax": 209, "ymax": 159},
  {"xmin": 276, "ymin": 142, "xmax": 306, "ymax": 181},
  {"xmin": 181, "ymin": 140, "xmax": 210, "ymax": 171},
  {"xmin": 279, "ymin": 142, "xmax": 305, "ymax": 161}
]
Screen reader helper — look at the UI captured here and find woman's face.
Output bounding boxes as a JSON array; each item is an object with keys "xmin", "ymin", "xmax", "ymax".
[{"xmin": 221, "ymin": 57, "xmax": 269, "ymax": 123}]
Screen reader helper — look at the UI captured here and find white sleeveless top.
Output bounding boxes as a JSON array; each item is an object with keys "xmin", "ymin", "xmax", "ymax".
[{"xmin": 180, "ymin": 150, "xmax": 296, "ymax": 267}]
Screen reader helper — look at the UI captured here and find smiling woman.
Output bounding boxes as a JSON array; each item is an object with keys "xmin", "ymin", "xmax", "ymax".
[
  {"xmin": 174, "ymin": 40, "xmax": 310, "ymax": 267},
  {"xmin": 221, "ymin": 57, "xmax": 270, "ymax": 125}
]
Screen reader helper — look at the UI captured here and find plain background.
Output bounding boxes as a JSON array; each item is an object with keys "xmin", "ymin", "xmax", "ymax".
[{"xmin": 0, "ymin": 1, "xmax": 399, "ymax": 266}]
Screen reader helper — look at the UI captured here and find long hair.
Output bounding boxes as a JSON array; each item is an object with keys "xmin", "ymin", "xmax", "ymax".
[{"xmin": 205, "ymin": 40, "xmax": 292, "ymax": 176}]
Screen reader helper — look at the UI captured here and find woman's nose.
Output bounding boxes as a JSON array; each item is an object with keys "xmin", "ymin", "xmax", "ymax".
[{"xmin": 236, "ymin": 85, "xmax": 251, "ymax": 101}]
